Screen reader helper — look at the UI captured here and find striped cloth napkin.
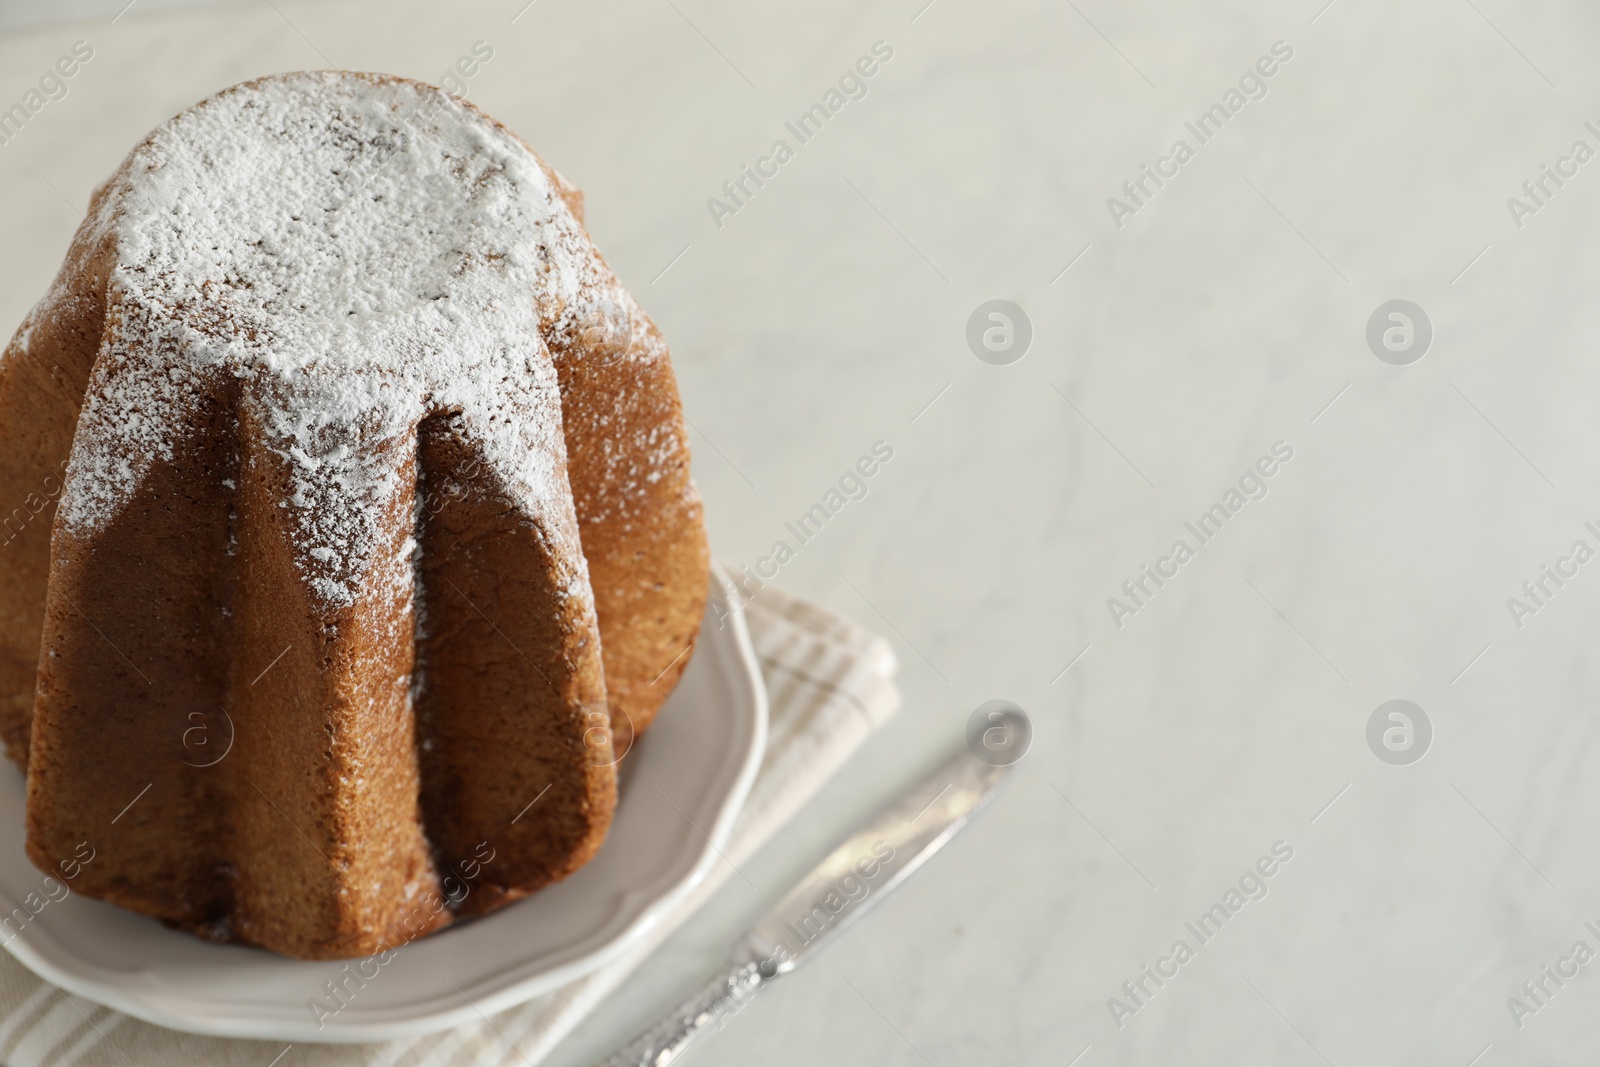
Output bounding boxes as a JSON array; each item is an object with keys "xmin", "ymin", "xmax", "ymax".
[{"xmin": 0, "ymin": 581, "xmax": 900, "ymax": 1067}]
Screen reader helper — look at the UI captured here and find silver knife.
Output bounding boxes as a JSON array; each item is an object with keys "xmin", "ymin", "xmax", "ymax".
[{"xmin": 599, "ymin": 738, "xmax": 1018, "ymax": 1066}]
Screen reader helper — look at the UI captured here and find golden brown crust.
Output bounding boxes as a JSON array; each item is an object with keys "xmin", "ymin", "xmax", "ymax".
[
  {"xmin": 413, "ymin": 412, "xmax": 615, "ymax": 918},
  {"xmin": 523, "ymin": 151, "xmax": 710, "ymax": 750},
  {"xmin": 0, "ymin": 202, "xmax": 117, "ymax": 767}
]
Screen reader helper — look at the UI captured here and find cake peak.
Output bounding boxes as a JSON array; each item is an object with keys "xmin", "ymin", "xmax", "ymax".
[
  {"xmin": 57, "ymin": 72, "xmax": 636, "ymax": 609},
  {"xmin": 112, "ymin": 72, "xmax": 591, "ymax": 357}
]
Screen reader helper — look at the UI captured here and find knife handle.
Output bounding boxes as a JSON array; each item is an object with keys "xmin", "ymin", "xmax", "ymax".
[{"xmin": 599, "ymin": 959, "xmax": 770, "ymax": 1066}]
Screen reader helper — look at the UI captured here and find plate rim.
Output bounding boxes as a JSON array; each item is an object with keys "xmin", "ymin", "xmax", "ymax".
[{"xmin": 0, "ymin": 562, "xmax": 766, "ymax": 1043}]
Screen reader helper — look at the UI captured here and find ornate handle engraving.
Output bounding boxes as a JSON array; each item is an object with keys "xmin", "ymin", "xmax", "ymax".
[{"xmin": 600, "ymin": 960, "xmax": 769, "ymax": 1066}]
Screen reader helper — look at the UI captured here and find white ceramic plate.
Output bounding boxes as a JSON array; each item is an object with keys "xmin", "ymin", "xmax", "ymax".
[{"xmin": 0, "ymin": 565, "xmax": 765, "ymax": 1043}]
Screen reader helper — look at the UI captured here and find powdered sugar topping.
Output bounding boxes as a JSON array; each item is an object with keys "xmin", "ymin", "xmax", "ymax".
[{"xmin": 53, "ymin": 72, "xmax": 634, "ymax": 609}]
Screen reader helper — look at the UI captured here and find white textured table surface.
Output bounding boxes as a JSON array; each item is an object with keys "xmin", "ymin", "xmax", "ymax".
[{"xmin": 4, "ymin": 1, "xmax": 1600, "ymax": 1063}]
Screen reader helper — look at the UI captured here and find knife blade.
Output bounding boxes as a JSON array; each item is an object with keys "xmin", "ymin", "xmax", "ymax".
[{"xmin": 598, "ymin": 736, "xmax": 1019, "ymax": 1066}]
